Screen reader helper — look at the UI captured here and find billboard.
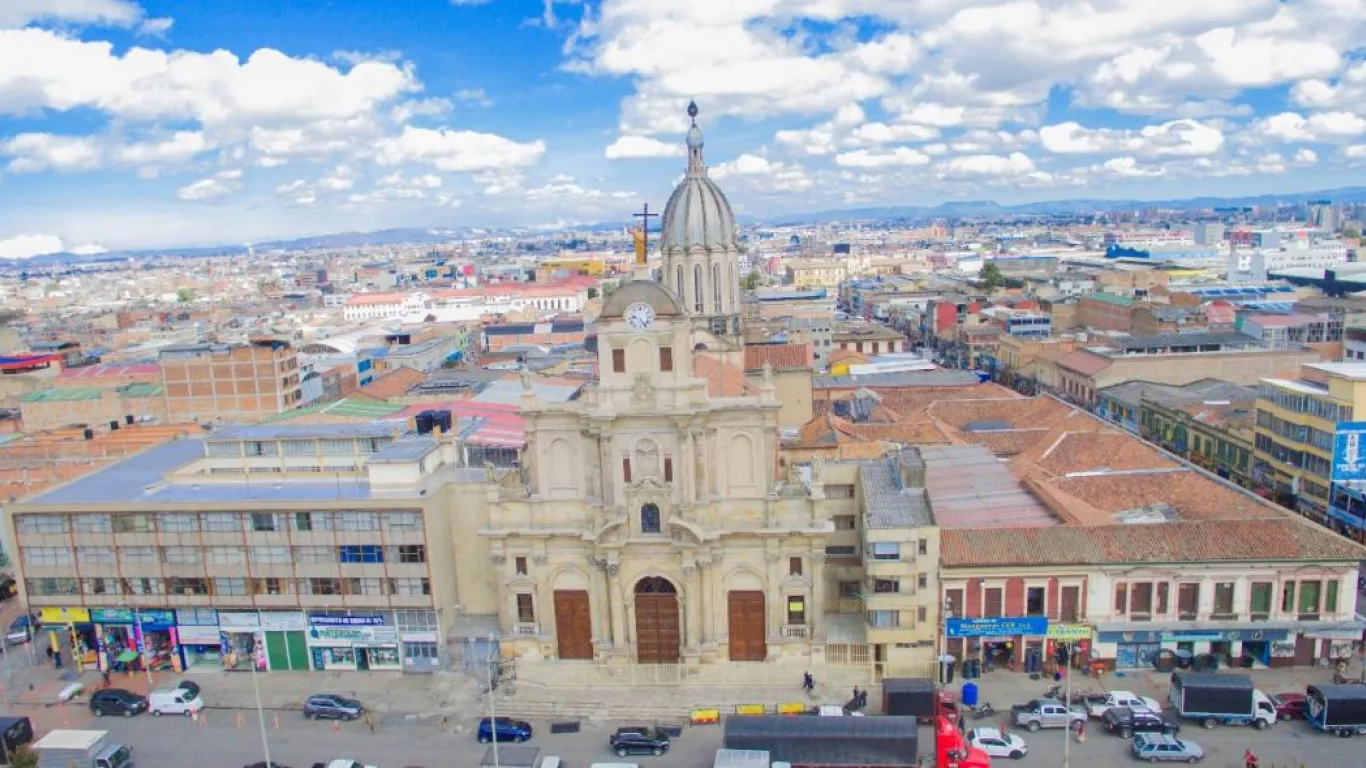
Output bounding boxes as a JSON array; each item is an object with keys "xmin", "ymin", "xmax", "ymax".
[
  {"xmin": 1332, "ymin": 422, "xmax": 1366, "ymax": 481},
  {"xmin": 946, "ymin": 616, "xmax": 1049, "ymax": 638}
]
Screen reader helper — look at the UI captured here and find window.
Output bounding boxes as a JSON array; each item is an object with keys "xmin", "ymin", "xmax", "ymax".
[
  {"xmin": 659, "ymin": 347, "xmax": 673, "ymax": 372},
  {"xmin": 1131, "ymin": 583, "xmax": 1154, "ymax": 617},
  {"xmin": 1299, "ymin": 581, "xmax": 1322, "ymax": 617},
  {"xmin": 664, "ymin": 457, "xmax": 673, "ymax": 483},
  {"xmin": 874, "ymin": 579, "xmax": 899, "ymax": 593},
  {"xmin": 918, "ymin": 539, "xmax": 928, "ymax": 556},
  {"xmin": 984, "ymin": 587, "xmax": 1003, "ymax": 618},
  {"xmin": 825, "ymin": 485, "xmax": 855, "ymax": 499},
  {"xmin": 1026, "ymin": 586, "xmax": 1046, "ymax": 617},
  {"xmin": 249, "ymin": 513, "xmax": 280, "ymax": 532},
  {"xmin": 282, "ymin": 440, "xmax": 315, "ymax": 456},
  {"xmin": 790, "ymin": 557, "xmax": 803, "ymax": 577},
  {"xmin": 404, "ymin": 642, "xmax": 440, "ymax": 661},
  {"xmin": 201, "ymin": 513, "xmax": 239, "ymax": 532},
  {"xmin": 515, "ymin": 556, "xmax": 528, "ymax": 575},
  {"xmin": 1114, "ymin": 583, "xmax": 1128, "ymax": 615},
  {"xmin": 1178, "ymin": 583, "xmax": 1200, "ymax": 619},
  {"xmin": 1060, "ymin": 586, "xmax": 1080, "ymax": 622},
  {"xmin": 1156, "ymin": 582, "xmax": 1169, "ymax": 615},
  {"xmin": 337, "ymin": 512, "xmax": 377, "ymax": 531},
  {"xmin": 612, "ymin": 348, "xmax": 625, "ymax": 373},
  {"xmin": 622, "ymin": 458, "xmax": 632, "ymax": 483},
  {"xmin": 825, "ymin": 545, "xmax": 857, "ymax": 557},
  {"xmin": 918, "ymin": 573, "xmax": 928, "ymax": 590},
  {"xmin": 216, "ymin": 578, "xmax": 248, "ymax": 596},
  {"xmin": 945, "ymin": 588, "xmax": 964, "ymax": 617},
  {"xmin": 119, "ymin": 546, "xmax": 155, "ymax": 564},
  {"xmin": 296, "ymin": 546, "xmax": 337, "ymax": 564},
  {"xmin": 83, "ymin": 577, "xmax": 117, "ymax": 596},
  {"xmin": 249, "ymin": 546, "xmax": 291, "ymax": 565},
  {"xmin": 1250, "ymin": 582, "xmax": 1273, "ymax": 617},
  {"xmin": 308, "ymin": 578, "xmax": 342, "ymax": 595},
  {"xmin": 27, "ymin": 578, "xmax": 78, "ymax": 596},
  {"xmin": 787, "ymin": 596, "xmax": 806, "ymax": 625},
  {"xmin": 205, "ymin": 441, "xmax": 240, "ymax": 458},
  {"xmin": 22, "ymin": 547, "xmax": 72, "ymax": 565},
  {"xmin": 204, "ymin": 546, "xmax": 243, "ymax": 565},
  {"xmin": 1281, "ymin": 581, "xmax": 1295, "ymax": 613},
  {"xmin": 76, "ymin": 547, "xmax": 114, "ymax": 564},
  {"xmin": 389, "ymin": 577, "xmax": 430, "ymax": 596},
  {"xmin": 1212, "ymin": 582, "xmax": 1235, "ymax": 616},
  {"xmin": 396, "ymin": 610, "xmax": 438, "ymax": 632},
  {"xmin": 251, "ymin": 577, "xmax": 288, "ymax": 596},
  {"xmin": 159, "ymin": 514, "xmax": 198, "ymax": 533},
  {"xmin": 383, "ymin": 511, "xmax": 420, "ymax": 531},
  {"xmin": 839, "ymin": 581, "xmax": 860, "ymax": 599},
  {"xmin": 394, "ymin": 545, "xmax": 427, "ymax": 564},
  {"xmin": 244, "ymin": 440, "xmax": 275, "ymax": 457},
  {"xmin": 167, "ymin": 577, "xmax": 209, "ymax": 595},
  {"xmin": 917, "ymin": 606, "xmax": 928, "ymax": 623},
  {"xmin": 122, "ymin": 577, "xmax": 164, "ymax": 595},
  {"xmin": 640, "ymin": 503, "xmax": 660, "ymax": 534},
  {"xmin": 17, "ymin": 515, "xmax": 69, "ymax": 534},
  {"xmin": 73, "ymin": 514, "xmax": 111, "ymax": 533},
  {"xmin": 320, "ymin": 439, "xmax": 353, "ymax": 455},
  {"xmin": 833, "ymin": 515, "xmax": 856, "ymax": 531},
  {"xmin": 112, "ymin": 514, "xmax": 152, "ymax": 533},
  {"xmin": 868, "ymin": 610, "xmax": 899, "ymax": 628},
  {"xmin": 339, "ymin": 545, "xmax": 384, "ymax": 564},
  {"xmin": 343, "ymin": 578, "xmax": 383, "ymax": 596},
  {"xmin": 162, "ymin": 546, "xmax": 200, "ymax": 565},
  {"xmin": 871, "ymin": 542, "xmax": 900, "ymax": 561},
  {"xmin": 516, "ymin": 593, "xmax": 536, "ymax": 623}
]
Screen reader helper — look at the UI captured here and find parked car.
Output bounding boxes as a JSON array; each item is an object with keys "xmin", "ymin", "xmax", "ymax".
[
  {"xmin": 310, "ymin": 761, "xmax": 378, "ymax": 768},
  {"xmin": 149, "ymin": 686, "xmax": 204, "ymax": 717},
  {"xmin": 1130, "ymin": 732, "xmax": 1204, "ymax": 763},
  {"xmin": 4, "ymin": 615, "xmax": 34, "ymax": 645},
  {"xmin": 1011, "ymin": 698, "xmax": 1087, "ymax": 732},
  {"xmin": 608, "ymin": 726, "xmax": 670, "ymax": 757},
  {"xmin": 303, "ymin": 694, "xmax": 363, "ymax": 721},
  {"xmin": 477, "ymin": 716, "xmax": 532, "ymax": 743},
  {"xmin": 0, "ymin": 576, "xmax": 16, "ymax": 600},
  {"xmin": 89, "ymin": 688, "xmax": 148, "ymax": 718},
  {"xmin": 1086, "ymin": 690, "xmax": 1164, "ymax": 719},
  {"xmin": 967, "ymin": 727, "xmax": 1027, "ymax": 759},
  {"xmin": 1269, "ymin": 692, "xmax": 1307, "ymax": 720},
  {"xmin": 1102, "ymin": 707, "xmax": 1180, "ymax": 738}
]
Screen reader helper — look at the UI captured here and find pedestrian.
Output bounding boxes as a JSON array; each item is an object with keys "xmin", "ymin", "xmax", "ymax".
[
  {"xmin": 100, "ymin": 669, "xmax": 111, "ymax": 689},
  {"xmin": 852, "ymin": 685, "xmax": 861, "ymax": 708},
  {"xmin": 52, "ymin": 651, "xmax": 62, "ymax": 670},
  {"xmin": 44, "ymin": 645, "xmax": 53, "ymax": 662},
  {"xmin": 1074, "ymin": 719, "xmax": 1085, "ymax": 743},
  {"xmin": 858, "ymin": 688, "xmax": 868, "ymax": 708},
  {"xmin": 363, "ymin": 710, "xmax": 375, "ymax": 734},
  {"xmin": 1244, "ymin": 749, "xmax": 1258, "ymax": 768},
  {"xmin": 802, "ymin": 671, "xmax": 814, "ymax": 694}
]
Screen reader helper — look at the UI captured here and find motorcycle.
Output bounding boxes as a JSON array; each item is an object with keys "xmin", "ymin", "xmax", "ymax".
[{"xmin": 967, "ymin": 702, "xmax": 996, "ymax": 720}]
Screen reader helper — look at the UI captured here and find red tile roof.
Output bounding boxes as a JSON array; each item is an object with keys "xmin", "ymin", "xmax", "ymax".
[
  {"xmin": 693, "ymin": 354, "xmax": 748, "ymax": 397},
  {"xmin": 1055, "ymin": 349, "xmax": 1112, "ymax": 376},
  {"xmin": 744, "ymin": 343, "xmax": 810, "ymax": 371},
  {"xmin": 357, "ymin": 367, "xmax": 427, "ymax": 399}
]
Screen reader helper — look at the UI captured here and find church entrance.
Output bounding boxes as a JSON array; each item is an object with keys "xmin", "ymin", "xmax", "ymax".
[
  {"xmin": 554, "ymin": 590, "xmax": 593, "ymax": 660},
  {"xmin": 633, "ymin": 577, "xmax": 680, "ymax": 664},
  {"xmin": 727, "ymin": 591, "xmax": 767, "ymax": 662}
]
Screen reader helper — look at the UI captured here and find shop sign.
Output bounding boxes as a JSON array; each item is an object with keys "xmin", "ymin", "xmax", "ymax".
[
  {"xmin": 39, "ymin": 607, "xmax": 90, "ymax": 624},
  {"xmin": 90, "ymin": 608, "xmax": 134, "ymax": 624},
  {"xmin": 175, "ymin": 608, "xmax": 218, "ymax": 626},
  {"xmin": 1307, "ymin": 628, "xmax": 1364, "ymax": 640},
  {"xmin": 1161, "ymin": 629, "xmax": 1289, "ymax": 643},
  {"xmin": 309, "ymin": 615, "xmax": 386, "ymax": 627},
  {"xmin": 136, "ymin": 610, "xmax": 175, "ymax": 627},
  {"xmin": 218, "ymin": 612, "xmax": 262, "ymax": 630},
  {"xmin": 946, "ymin": 616, "xmax": 1048, "ymax": 638},
  {"xmin": 400, "ymin": 632, "xmax": 439, "ymax": 643},
  {"xmin": 1047, "ymin": 624, "xmax": 1092, "ymax": 641},
  {"xmin": 177, "ymin": 626, "xmax": 222, "ymax": 645},
  {"xmin": 307, "ymin": 624, "xmax": 398, "ymax": 646},
  {"xmin": 259, "ymin": 612, "xmax": 306, "ymax": 632},
  {"xmin": 1271, "ymin": 641, "xmax": 1297, "ymax": 658}
]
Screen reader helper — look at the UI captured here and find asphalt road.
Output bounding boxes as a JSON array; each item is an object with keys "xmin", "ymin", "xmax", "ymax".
[{"xmin": 67, "ymin": 708, "xmax": 1366, "ymax": 768}]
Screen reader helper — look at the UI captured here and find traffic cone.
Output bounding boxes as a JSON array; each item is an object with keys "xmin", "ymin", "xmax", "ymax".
[
  {"xmin": 199, "ymin": 711, "xmax": 207, "ymax": 728},
  {"xmin": 59, "ymin": 704, "xmax": 69, "ymax": 726},
  {"xmin": 273, "ymin": 712, "xmax": 280, "ymax": 730},
  {"xmin": 332, "ymin": 719, "xmax": 340, "ymax": 732},
  {"xmin": 236, "ymin": 711, "xmax": 244, "ymax": 729}
]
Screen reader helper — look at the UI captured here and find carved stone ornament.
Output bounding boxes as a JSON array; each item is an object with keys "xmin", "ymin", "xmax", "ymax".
[
  {"xmin": 631, "ymin": 373, "xmax": 655, "ymax": 407},
  {"xmin": 606, "ymin": 563, "xmax": 620, "ymax": 577},
  {"xmin": 682, "ymin": 563, "xmax": 697, "ymax": 578},
  {"xmin": 489, "ymin": 552, "xmax": 507, "ymax": 565}
]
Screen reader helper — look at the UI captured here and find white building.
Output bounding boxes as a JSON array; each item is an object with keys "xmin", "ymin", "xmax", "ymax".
[{"xmin": 343, "ymin": 291, "xmax": 428, "ymax": 321}]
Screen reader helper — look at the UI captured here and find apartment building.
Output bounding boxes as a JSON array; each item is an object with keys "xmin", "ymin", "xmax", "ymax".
[
  {"xmin": 343, "ymin": 292, "xmax": 426, "ymax": 321},
  {"xmin": 158, "ymin": 340, "xmax": 303, "ymax": 424},
  {"xmin": 785, "ymin": 259, "xmax": 848, "ymax": 289},
  {"xmin": 1253, "ymin": 362, "xmax": 1366, "ymax": 524}
]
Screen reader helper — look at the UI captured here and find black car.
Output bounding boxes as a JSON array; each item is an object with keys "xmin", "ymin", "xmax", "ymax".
[
  {"xmin": 175, "ymin": 680, "xmax": 202, "ymax": 700},
  {"xmin": 1102, "ymin": 706, "xmax": 1180, "ymax": 738},
  {"xmin": 609, "ymin": 726, "xmax": 670, "ymax": 757},
  {"xmin": 89, "ymin": 688, "xmax": 148, "ymax": 718}
]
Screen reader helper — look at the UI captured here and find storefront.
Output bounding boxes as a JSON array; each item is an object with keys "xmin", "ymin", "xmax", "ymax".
[
  {"xmin": 91, "ymin": 608, "xmax": 137, "ymax": 673},
  {"xmin": 397, "ymin": 609, "xmax": 443, "ymax": 673},
  {"xmin": 175, "ymin": 608, "xmax": 221, "ymax": 671},
  {"xmin": 1045, "ymin": 623, "xmax": 1093, "ymax": 670},
  {"xmin": 306, "ymin": 614, "xmax": 401, "ymax": 672},
  {"xmin": 946, "ymin": 616, "xmax": 1049, "ymax": 673},
  {"xmin": 1097, "ymin": 626, "xmax": 1294, "ymax": 669},
  {"xmin": 218, "ymin": 612, "xmax": 266, "ymax": 672},
  {"xmin": 38, "ymin": 607, "xmax": 94, "ymax": 671},
  {"xmin": 135, "ymin": 610, "xmax": 180, "ymax": 672},
  {"xmin": 260, "ymin": 612, "xmax": 310, "ymax": 671}
]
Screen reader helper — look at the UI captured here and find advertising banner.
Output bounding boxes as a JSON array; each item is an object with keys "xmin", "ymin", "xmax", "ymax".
[{"xmin": 946, "ymin": 616, "xmax": 1049, "ymax": 638}]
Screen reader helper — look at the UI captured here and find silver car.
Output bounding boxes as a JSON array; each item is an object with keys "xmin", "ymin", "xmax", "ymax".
[
  {"xmin": 1131, "ymin": 732, "xmax": 1204, "ymax": 763},
  {"xmin": 1011, "ymin": 698, "xmax": 1087, "ymax": 732}
]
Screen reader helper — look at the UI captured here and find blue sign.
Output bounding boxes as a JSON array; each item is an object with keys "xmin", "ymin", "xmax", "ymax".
[
  {"xmin": 1332, "ymin": 422, "xmax": 1366, "ymax": 481},
  {"xmin": 946, "ymin": 616, "xmax": 1049, "ymax": 638},
  {"xmin": 309, "ymin": 615, "xmax": 385, "ymax": 627},
  {"xmin": 1327, "ymin": 504, "xmax": 1366, "ymax": 531}
]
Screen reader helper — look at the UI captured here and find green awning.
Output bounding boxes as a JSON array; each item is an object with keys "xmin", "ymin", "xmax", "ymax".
[{"xmin": 115, "ymin": 650, "xmax": 139, "ymax": 663}]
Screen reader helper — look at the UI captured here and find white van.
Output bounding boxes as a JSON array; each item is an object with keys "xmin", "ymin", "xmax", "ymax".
[
  {"xmin": 538, "ymin": 759, "xmax": 563, "ymax": 768},
  {"xmin": 589, "ymin": 764, "xmax": 638, "ymax": 768},
  {"xmin": 148, "ymin": 687, "xmax": 203, "ymax": 717}
]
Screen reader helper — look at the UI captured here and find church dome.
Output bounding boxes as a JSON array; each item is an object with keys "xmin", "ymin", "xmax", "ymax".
[
  {"xmin": 661, "ymin": 102, "xmax": 738, "ymax": 253},
  {"xmin": 599, "ymin": 279, "xmax": 684, "ymax": 318}
]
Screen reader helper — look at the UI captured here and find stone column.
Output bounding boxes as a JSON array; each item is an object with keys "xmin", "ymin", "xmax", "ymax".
[
  {"xmin": 699, "ymin": 557, "xmax": 716, "ymax": 645},
  {"xmin": 533, "ymin": 554, "xmax": 552, "ymax": 640},
  {"xmin": 693, "ymin": 429, "xmax": 708, "ymax": 503},
  {"xmin": 766, "ymin": 552, "xmax": 784, "ymax": 640},
  {"xmin": 682, "ymin": 428, "xmax": 696, "ymax": 504},
  {"xmin": 683, "ymin": 561, "xmax": 701, "ymax": 650},
  {"xmin": 811, "ymin": 552, "xmax": 827, "ymax": 641},
  {"xmin": 608, "ymin": 562, "xmax": 627, "ymax": 651},
  {"xmin": 590, "ymin": 558, "xmax": 609, "ymax": 646}
]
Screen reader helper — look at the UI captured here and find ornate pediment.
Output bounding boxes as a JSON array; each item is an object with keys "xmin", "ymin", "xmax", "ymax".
[{"xmin": 627, "ymin": 475, "xmax": 671, "ymax": 493}]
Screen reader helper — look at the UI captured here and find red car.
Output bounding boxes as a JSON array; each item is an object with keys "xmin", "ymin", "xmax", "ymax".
[{"xmin": 1269, "ymin": 692, "xmax": 1307, "ymax": 719}]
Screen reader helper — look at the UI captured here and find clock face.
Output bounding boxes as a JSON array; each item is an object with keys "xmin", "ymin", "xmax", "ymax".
[{"xmin": 625, "ymin": 301, "xmax": 655, "ymax": 331}]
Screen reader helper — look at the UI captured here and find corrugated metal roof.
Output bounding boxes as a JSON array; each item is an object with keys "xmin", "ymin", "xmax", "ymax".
[
  {"xmin": 920, "ymin": 444, "xmax": 1057, "ymax": 529},
  {"xmin": 20, "ymin": 387, "xmax": 104, "ymax": 402}
]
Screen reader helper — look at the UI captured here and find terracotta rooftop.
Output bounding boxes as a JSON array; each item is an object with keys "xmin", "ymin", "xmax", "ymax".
[
  {"xmin": 827, "ymin": 348, "xmax": 870, "ymax": 366},
  {"xmin": 693, "ymin": 354, "xmax": 748, "ymax": 398},
  {"xmin": 744, "ymin": 343, "xmax": 810, "ymax": 371},
  {"xmin": 1055, "ymin": 349, "xmax": 1112, "ymax": 376},
  {"xmin": 357, "ymin": 367, "xmax": 427, "ymax": 400},
  {"xmin": 941, "ymin": 518, "xmax": 1365, "ymax": 566}
]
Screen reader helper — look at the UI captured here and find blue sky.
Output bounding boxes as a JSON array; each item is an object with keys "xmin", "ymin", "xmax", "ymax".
[{"xmin": 2, "ymin": 0, "xmax": 1366, "ymax": 255}]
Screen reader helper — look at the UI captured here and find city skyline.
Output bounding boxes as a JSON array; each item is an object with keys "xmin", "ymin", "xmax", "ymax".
[{"xmin": 6, "ymin": 0, "xmax": 1366, "ymax": 256}]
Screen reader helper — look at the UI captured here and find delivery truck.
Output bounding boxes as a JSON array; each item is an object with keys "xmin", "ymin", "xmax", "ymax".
[
  {"xmin": 31, "ymin": 729, "xmax": 133, "ymax": 768},
  {"xmin": 1167, "ymin": 672, "xmax": 1276, "ymax": 729},
  {"xmin": 1305, "ymin": 684, "xmax": 1366, "ymax": 737},
  {"xmin": 882, "ymin": 678, "xmax": 957, "ymax": 722},
  {"xmin": 724, "ymin": 714, "xmax": 919, "ymax": 767}
]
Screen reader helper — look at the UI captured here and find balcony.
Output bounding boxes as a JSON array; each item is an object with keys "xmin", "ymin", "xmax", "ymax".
[{"xmin": 782, "ymin": 625, "xmax": 808, "ymax": 640}]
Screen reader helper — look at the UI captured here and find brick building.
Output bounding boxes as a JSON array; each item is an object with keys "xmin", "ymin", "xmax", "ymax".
[{"xmin": 158, "ymin": 340, "xmax": 302, "ymax": 424}]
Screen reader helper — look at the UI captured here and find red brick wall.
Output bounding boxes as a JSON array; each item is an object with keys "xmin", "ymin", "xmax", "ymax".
[
  {"xmin": 1005, "ymin": 578, "xmax": 1025, "ymax": 616},
  {"xmin": 1046, "ymin": 578, "xmax": 1060, "ymax": 618},
  {"xmin": 965, "ymin": 580, "xmax": 982, "ymax": 618}
]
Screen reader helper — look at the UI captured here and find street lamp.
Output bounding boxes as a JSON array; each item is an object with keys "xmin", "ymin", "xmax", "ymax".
[
  {"xmin": 1062, "ymin": 644, "xmax": 1073, "ymax": 768},
  {"xmin": 248, "ymin": 627, "xmax": 272, "ymax": 767},
  {"xmin": 484, "ymin": 632, "xmax": 500, "ymax": 768}
]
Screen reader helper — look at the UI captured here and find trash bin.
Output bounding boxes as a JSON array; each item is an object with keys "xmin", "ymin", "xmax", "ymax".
[
  {"xmin": 964, "ymin": 659, "xmax": 981, "ymax": 679},
  {"xmin": 962, "ymin": 681, "xmax": 979, "ymax": 708},
  {"xmin": 941, "ymin": 658, "xmax": 956, "ymax": 685}
]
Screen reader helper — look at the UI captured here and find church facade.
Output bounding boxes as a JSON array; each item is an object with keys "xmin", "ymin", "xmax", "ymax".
[{"xmin": 485, "ymin": 107, "xmax": 837, "ymax": 665}]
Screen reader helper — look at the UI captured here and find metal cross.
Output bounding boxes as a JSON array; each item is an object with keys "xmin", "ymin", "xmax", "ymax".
[{"xmin": 633, "ymin": 203, "xmax": 658, "ymax": 263}]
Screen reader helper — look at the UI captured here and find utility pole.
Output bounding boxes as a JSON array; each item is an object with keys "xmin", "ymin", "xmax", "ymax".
[
  {"xmin": 1062, "ymin": 645, "xmax": 1073, "ymax": 768},
  {"xmin": 249, "ymin": 633, "xmax": 272, "ymax": 767},
  {"xmin": 485, "ymin": 634, "xmax": 500, "ymax": 768}
]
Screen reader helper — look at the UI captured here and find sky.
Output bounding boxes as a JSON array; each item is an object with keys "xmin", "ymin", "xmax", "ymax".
[{"xmin": 4, "ymin": 0, "xmax": 1366, "ymax": 257}]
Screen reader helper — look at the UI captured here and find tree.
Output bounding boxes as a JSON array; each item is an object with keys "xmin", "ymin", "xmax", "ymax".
[
  {"xmin": 740, "ymin": 269, "xmax": 763, "ymax": 291},
  {"xmin": 978, "ymin": 261, "xmax": 1004, "ymax": 291},
  {"xmin": 176, "ymin": 287, "xmax": 196, "ymax": 303},
  {"xmin": 7, "ymin": 745, "xmax": 37, "ymax": 768},
  {"xmin": 586, "ymin": 287, "xmax": 599, "ymax": 299}
]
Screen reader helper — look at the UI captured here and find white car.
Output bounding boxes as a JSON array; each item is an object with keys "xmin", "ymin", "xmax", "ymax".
[
  {"xmin": 1087, "ymin": 690, "xmax": 1163, "ymax": 719},
  {"xmin": 968, "ymin": 727, "xmax": 1028, "ymax": 759}
]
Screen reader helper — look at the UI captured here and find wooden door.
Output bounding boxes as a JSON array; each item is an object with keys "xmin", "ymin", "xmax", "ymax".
[
  {"xmin": 554, "ymin": 590, "xmax": 593, "ymax": 660},
  {"xmin": 728, "ymin": 591, "xmax": 767, "ymax": 662},
  {"xmin": 635, "ymin": 594, "xmax": 681, "ymax": 663}
]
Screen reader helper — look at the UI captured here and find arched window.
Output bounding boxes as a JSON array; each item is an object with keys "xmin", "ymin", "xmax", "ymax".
[
  {"xmin": 693, "ymin": 265, "xmax": 704, "ymax": 312},
  {"xmin": 640, "ymin": 503, "xmax": 661, "ymax": 534},
  {"xmin": 713, "ymin": 263, "xmax": 722, "ymax": 312},
  {"xmin": 729, "ymin": 263, "xmax": 737, "ymax": 310}
]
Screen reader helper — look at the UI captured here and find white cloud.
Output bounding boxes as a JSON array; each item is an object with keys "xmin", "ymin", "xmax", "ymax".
[
  {"xmin": 0, "ymin": 0, "xmax": 145, "ymax": 29},
  {"xmin": 2, "ymin": 134, "xmax": 102, "ymax": 172},
  {"xmin": 390, "ymin": 97, "xmax": 452, "ymax": 124},
  {"xmin": 375, "ymin": 126, "xmax": 545, "ymax": 172},
  {"xmin": 845, "ymin": 122, "xmax": 940, "ymax": 146},
  {"xmin": 177, "ymin": 169, "xmax": 243, "ymax": 201},
  {"xmin": 1293, "ymin": 148, "xmax": 1319, "ymax": 165},
  {"xmin": 1251, "ymin": 111, "xmax": 1366, "ymax": 143},
  {"xmin": 709, "ymin": 154, "xmax": 812, "ymax": 192},
  {"xmin": 605, "ymin": 135, "xmax": 685, "ymax": 159},
  {"xmin": 1039, "ymin": 119, "xmax": 1223, "ymax": 157},
  {"xmin": 939, "ymin": 152, "xmax": 1037, "ymax": 178},
  {"xmin": 1095, "ymin": 156, "xmax": 1167, "ymax": 178},
  {"xmin": 0, "ymin": 233, "xmax": 105, "ymax": 259},
  {"xmin": 834, "ymin": 147, "xmax": 931, "ymax": 168},
  {"xmin": 137, "ymin": 16, "xmax": 173, "ymax": 37}
]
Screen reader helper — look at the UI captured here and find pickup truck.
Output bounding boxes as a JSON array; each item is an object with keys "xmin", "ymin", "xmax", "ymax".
[
  {"xmin": 1086, "ymin": 690, "xmax": 1163, "ymax": 719},
  {"xmin": 1011, "ymin": 699, "xmax": 1087, "ymax": 732}
]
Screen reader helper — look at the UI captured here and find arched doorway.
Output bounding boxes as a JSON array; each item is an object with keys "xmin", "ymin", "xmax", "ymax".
[{"xmin": 633, "ymin": 577, "xmax": 680, "ymax": 664}]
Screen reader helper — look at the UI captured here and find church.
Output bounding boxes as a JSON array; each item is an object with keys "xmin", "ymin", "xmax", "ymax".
[{"xmin": 485, "ymin": 104, "xmax": 837, "ymax": 666}]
